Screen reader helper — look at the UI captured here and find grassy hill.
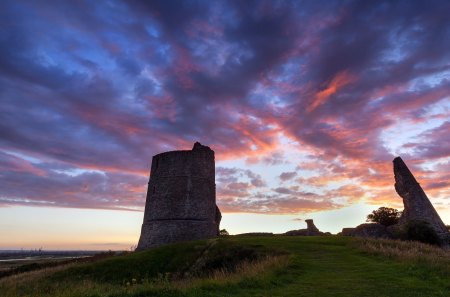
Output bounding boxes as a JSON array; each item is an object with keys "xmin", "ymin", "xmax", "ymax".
[{"xmin": 1, "ymin": 236, "xmax": 449, "ymax": 297}]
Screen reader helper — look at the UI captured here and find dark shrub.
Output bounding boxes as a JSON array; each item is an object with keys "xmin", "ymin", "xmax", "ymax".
[
  {"xmin": 219, "ymin": 229, "xmax": 229, "ymax": 236},
  {"xmin": 405, "ymin": 220, "xmax": 440, "ymax": 245}
]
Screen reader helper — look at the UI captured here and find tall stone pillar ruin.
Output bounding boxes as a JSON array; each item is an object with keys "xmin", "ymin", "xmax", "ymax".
[
  {"xmin": 393, "ymin": 157, "xmax": 449, "ymax": 244},
  {"xmin": 137, "ymin": 142, "xmax": 221, "ymax": 250},
  {"xmin": 305, "ymin": 219, "xmax": 321, "ymax": 235}
]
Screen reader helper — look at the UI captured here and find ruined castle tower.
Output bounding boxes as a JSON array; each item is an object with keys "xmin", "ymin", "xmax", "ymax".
[
  {"xmin": 284, "ymin": 219, "xmax": 324, "ymax": 236},
  {"xmin": 393, "ymin": 157, "xmax": 449, "ymax": 243},
  {"xmin": 305, "ymin": 219, "xmax": 321, "ymax": 235},
  {"xmin": 137, "ymin": 142, "xmax": 221, "ymax": 250}
]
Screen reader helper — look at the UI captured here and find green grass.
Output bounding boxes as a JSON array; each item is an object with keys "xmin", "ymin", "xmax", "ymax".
[{"xmin": 1, "ymin": 236, "xmax": 449, "ymax": 297}]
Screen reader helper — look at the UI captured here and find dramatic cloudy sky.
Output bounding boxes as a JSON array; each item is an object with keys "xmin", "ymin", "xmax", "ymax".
[{"xmin": 1, "ymin": 0, "xmax": 449, "ymax": 249}]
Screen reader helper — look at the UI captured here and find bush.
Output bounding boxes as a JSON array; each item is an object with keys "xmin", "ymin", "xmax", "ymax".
[
  {"xmin": 219, "ymin": 229, "xmax": 229, "ymax": 236},
  {"xmin": 366, "ymin": 207, "xmax": 402, "ymax": 226},
  {"xmin": 404, "ymin": 220, "xmax": 440, "ymax": 245}
]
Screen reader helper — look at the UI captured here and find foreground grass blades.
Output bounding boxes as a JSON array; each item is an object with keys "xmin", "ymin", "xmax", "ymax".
[{"xmin": 1, "ymin": 236, "xmax": 449, "ymax": 297}]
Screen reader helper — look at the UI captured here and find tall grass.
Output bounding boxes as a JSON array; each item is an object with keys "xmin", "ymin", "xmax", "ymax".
[
  {"xmin": 0, "ymin": 255, "xmax": 290, "ymax": 297},
  {"xmin": 352, "ymin": 237, "xmax": 450, "ymax": 275},
  {"xmin": 0, "ymin": 241, "xmax": 290, "ymax": 297},
  {"xmin": 0, "ymin": 262, "xmax": 78, "ymax": 287},
  {"xmin": 175, "ymin": 254, "xmax": 290, "ymax": 290}
]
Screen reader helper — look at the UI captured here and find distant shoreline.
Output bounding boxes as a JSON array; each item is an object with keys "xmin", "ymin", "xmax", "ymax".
[{"xmin": 0, "ymin": 250, "xmax": 103, "ymax": 261}]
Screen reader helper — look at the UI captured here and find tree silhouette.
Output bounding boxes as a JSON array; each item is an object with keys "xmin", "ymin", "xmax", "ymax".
[
  {"xmin": 219, "ymin": 229, "xmax": 229, "ymax": 236},
  {"xmin": 366, "ymin": 207, "xmax": 402, "ymax": 226}
]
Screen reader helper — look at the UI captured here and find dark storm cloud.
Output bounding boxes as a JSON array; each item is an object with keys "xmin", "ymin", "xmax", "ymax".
[
  {"xmin": 0, "ymin": 0, "xmax": 449, "ymax": 211},
  {"xmin": 124, "ymin": 0, "xmax": 302, "ymax": 154},
  {"xmin": 281, "ymin": 0, "xmax": 450, "ymax": 160}
]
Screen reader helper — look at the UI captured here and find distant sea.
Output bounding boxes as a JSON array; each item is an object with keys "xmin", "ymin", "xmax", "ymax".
[{"xmin": 0, "ymin": 250, "xmax": 103, "ymax": 262}]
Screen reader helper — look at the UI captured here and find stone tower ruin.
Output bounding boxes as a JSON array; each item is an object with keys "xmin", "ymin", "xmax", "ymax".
[
  {"xmin": 284, "ymin": 219, "xmax": 325, "ymax": 236},
  {"xmin": 393, "ymin": 157, "xmax": 449, "ymax": 244},
  {"xmin": 137, "ymin": 142, "xmax": 221, "ymax": 250},
  {"xmin": 305, "ymin": 219, "xmax": 321, "ymax": 235}
]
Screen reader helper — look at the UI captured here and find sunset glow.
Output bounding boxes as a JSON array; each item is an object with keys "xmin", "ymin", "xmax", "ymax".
[{"xmin": 0, "ymin": 0, "xmax": 449, "ymax": 250}]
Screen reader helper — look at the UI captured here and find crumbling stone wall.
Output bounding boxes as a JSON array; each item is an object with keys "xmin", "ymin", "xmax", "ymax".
[
  {"xmin": 284, "ymin": 219, "xmax": 326, "ymax": 236},
  {"xmin": 305, "ymin": 219, "xmax": 320, "ymax": 234},
  {"xmin": 341, "ymin": 157, "xmax": 450, "ymax": 245},
  {"xmin": 137, "ymin": 142, "xmax": 221, "ymax": 250},
  {"xmin": 393, "ymin": 157, "xmax": 449, "ymax": 244}
]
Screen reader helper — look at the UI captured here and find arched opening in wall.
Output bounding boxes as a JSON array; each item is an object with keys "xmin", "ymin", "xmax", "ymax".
[{"xmin": 153, "ymin": 186, "xmax": 156, "ymax": 194}]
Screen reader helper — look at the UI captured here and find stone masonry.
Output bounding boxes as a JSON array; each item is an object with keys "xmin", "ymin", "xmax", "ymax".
[
  {"xmin": 305, "ymin": 219, "xmax": 320, "ymax": 234},
  {"xmin": 137, "ymin": 142, "xmax": 221, "ymax": 250},
  {"xmin": 393, "ymin": 157, "xmax": 449, "ymax": 244},
  {"xmin": 284, "ymin": 219, "xmax": 325, "ymax": 236}
]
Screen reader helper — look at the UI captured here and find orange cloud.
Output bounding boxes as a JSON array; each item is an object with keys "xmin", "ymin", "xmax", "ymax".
[{"xmin": 307, "ymin": 71, "xmax": 355, "ymax": 112}]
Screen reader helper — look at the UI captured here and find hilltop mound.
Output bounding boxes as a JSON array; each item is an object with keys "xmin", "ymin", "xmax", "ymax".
[
  {"xmin": 51, "ymin": 238, "xmax": 285, "ymax": 284},
  {"xmin": 1, "ymin": 236, "xmax": 449, "ymax": 297}
]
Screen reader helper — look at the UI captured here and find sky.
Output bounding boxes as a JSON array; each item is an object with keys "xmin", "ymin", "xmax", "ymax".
[{"xmin": 0, "ymin": 0, "xmax": 449, "ymax": 250}]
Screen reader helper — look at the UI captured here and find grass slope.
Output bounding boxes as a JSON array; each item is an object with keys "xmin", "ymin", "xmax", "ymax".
[{"xmin": 1, "ymin": 236, "xmax": 449, "ymax": 297}]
